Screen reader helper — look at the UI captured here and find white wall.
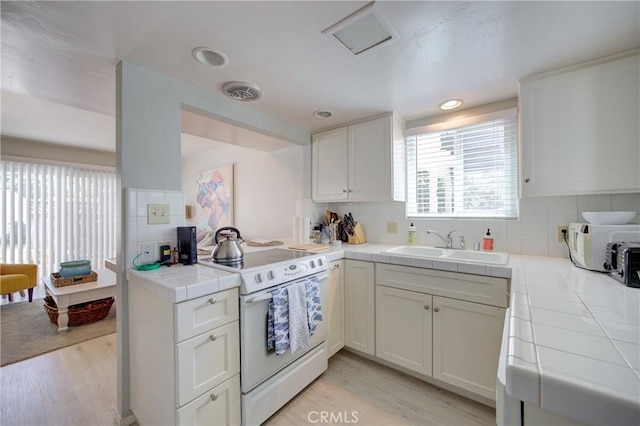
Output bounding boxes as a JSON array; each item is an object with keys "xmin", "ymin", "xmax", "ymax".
[
  {"xmin": 328, "ymin": 192, "xmax": 640, "ymax": 257},
  {"xmin": 181, "ymin": 135, "xmax": 306, "ymax": 240}
]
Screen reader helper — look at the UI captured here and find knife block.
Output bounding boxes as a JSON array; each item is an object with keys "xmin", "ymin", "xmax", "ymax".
[{"xmin": 348, "ymin": 222, "xmax": 367, "ymax": 245}]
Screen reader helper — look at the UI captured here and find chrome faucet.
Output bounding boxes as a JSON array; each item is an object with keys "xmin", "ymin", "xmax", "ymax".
[{"xmin": 426, "ymin": 230, "xmax": 466, "ymax": 249}]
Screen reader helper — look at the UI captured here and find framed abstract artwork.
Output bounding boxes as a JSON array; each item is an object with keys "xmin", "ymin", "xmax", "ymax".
[{"xmin": 196, "ymin": 163, "xmax": 234, "ymax": 231}]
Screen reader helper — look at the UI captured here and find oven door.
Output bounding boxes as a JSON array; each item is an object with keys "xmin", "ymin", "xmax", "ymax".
[{"xmin": 240, "ymin": 271, "xmax": 329, "ymax": 393}]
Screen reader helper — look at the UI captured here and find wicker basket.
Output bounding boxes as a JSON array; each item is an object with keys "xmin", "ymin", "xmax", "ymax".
[
  {"xmin": 44, "ymin": 296, "xmax": 114, "ymax": 327},
  {"xmin": 50, "ymin": 271, "xmax": 98, "ymax": 287}
]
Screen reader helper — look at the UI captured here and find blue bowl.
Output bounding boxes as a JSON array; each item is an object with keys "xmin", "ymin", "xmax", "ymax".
[{"xmin": 59, "ymin": 260, "xmax": 92, "ymax": 277}]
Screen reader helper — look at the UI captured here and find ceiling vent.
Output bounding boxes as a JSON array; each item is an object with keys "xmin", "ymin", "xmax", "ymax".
[
  {"xmin": 322, "ymin": 1, "xmax": 398, "ymax": 56},
  {"xmin": 222, "ymin": 81, "xmax": 262, "ymax": 102}
]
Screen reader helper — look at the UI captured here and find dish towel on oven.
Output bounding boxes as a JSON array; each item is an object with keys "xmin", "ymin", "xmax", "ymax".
[
  {"xmin": 267, "ymin": 287, "xmax": 289, "ymax": 355},
  {"xmin": 267, "ymin": 276, "xmax": 324, "ymax": 355},
  {"xmin": 305, "ymin": 276, "xmax": 323, "ymax": 336},
  {"xmin": 287, "ymin": 281, "xmax": 310, "ymax": 354}
]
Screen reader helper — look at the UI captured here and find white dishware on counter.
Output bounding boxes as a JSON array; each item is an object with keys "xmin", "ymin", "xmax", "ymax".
[{"xmin": 581, "ymin": 211, "xmax": 636, "ymax": 225}]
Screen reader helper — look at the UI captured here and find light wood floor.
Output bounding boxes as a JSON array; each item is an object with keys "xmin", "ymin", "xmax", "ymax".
[
  {"xmin": 1, "ymin": 337, "xmax": 495, "ymax": 426},
  {"xmin": 266, "ymin": 350, "xmax": 496, "ymax": 426},
  {"xmin": 0, "ymin": 333, "xmax": 118, "ymax": 426}
]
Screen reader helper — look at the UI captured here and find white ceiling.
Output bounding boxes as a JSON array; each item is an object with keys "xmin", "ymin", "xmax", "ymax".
[{"xmin": 1, "ymin": 1, "xmax": 639, "ymax": 153}]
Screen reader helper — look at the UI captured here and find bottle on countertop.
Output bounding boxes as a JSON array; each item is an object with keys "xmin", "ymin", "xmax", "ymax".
[
  {"xmin": 408, "ymin": 222, "xmax": 416, "ymax": 245},
  {"xmin": 483, "ymin": 228, "xmax": 494, "ymax": 251}
]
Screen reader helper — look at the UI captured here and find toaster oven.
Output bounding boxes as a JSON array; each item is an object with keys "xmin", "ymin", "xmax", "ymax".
[
  {"xmin": 605, "ymin": 242, "xmax": 640, "ymax": 287},
  {"xmin": 567, "ymin": 223, "xmax": 640, "ymax": 271}
]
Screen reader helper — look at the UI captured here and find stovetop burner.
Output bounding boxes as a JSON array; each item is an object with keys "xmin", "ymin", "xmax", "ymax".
[
  {"xmin": 211, "ymin": 248, "xmax": 313, "ymax": 270},
  {"xmin": 201, "ymin": 248, "xmax": 328, "ymax": 294}
]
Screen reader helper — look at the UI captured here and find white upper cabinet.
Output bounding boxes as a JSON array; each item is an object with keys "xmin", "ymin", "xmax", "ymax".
[
  {"xmin": 311, "ymin": 126, "xmax": 349, "ymax": 201},
  {"xmin": 519, "ymin": 50, "xmax": 640, "ymax": 197},
  {"xmin": 312, "ymin": 114, "xmax": 405, "ymax": 202}
]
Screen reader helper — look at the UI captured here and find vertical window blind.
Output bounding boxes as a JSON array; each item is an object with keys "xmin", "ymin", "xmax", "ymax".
[
  {"xmin": 406, "ymin": 109, "xmax": 518, "ymax": 219},
  {"xmin": 1, "ymin": 160, "xmax": 117, "ymax": 278}
]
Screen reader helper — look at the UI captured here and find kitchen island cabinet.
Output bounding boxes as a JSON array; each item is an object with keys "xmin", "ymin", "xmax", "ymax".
[
  {"xmin": 344, "ymin": 259, "xmax": 375, "ymax": 355},
  {"xmin": 312, "ymin": 114, "xmax": 404, "ymax": 202},
  {"xmin": 127, "ymin": 266, "xmax": 241, "ymax": 426},
  {"xmin": 519, "ymin": 50, "xmax": 639, "ymax": 197}
]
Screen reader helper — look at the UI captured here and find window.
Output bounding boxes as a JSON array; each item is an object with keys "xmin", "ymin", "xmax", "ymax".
[
  {"xmin": 1, "ymin": 160, "xmax": 117, "ymax": 278},
  {"xmin": 406, "ymin": 108, "xmax": 518, "ymax": 219}
]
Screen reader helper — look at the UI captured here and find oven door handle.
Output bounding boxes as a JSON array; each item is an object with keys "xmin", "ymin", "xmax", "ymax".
[{"xmin": 245, "ymin": 294, "xmax": 274, "ymax": 304}]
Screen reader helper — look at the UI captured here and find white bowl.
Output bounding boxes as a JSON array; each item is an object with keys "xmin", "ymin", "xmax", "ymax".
[{"xmin": 581, "ymin": 211, "xmax": 636, "ymax": 225}]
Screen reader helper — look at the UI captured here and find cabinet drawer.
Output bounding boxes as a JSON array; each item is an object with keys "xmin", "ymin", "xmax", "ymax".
[
  {"xmin": 177, "ymin": 321, "xmax": 240, "ymax": 407},
  {"xmin": 177, "ymin": 375, "xmax": 241, "ymax": 426},
  {"xmin": 175, "ymin": 288, "xmax": 239, "ymax": 343},
  {"xmin": 376, "ymin": 263, "xmax": 508, "ymax": 308}
]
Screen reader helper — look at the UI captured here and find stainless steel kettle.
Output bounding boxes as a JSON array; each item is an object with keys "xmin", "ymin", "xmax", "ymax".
[{"xmin": 212, "ymin": 227, "xmax": 244, "ymax": 263}]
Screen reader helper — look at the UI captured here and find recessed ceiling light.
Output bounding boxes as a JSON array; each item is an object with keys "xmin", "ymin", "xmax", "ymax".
[
  {"xmin": 192, "ymin": 47, "xmax": 228, "ymax": 67},
  {"xmin": 439, "ymin": 99, "xmax": 463, "ymax": 111},
  {"xmin": 313, "ymin": 110, "xmax": 333, "ymax": 118}
]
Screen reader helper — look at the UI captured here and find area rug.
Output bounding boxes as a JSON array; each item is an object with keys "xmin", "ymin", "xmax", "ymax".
[{"xmin": 1, "ymin": 299, "xmax": 116, "ymax": 366}]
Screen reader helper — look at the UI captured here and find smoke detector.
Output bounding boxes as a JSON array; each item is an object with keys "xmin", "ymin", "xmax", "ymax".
[{"xmin": 222, "ymin": 81, "xmax": 262, "ymax": 102}]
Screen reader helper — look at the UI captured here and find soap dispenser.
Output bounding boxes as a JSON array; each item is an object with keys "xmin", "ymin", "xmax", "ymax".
[
  {"xmin": 408, "ymin": 222, "xmax": 416, "ymax": 245},
  {"xmin": 483, "ymin": 228, "xmax": 494, "ymax": 251}
]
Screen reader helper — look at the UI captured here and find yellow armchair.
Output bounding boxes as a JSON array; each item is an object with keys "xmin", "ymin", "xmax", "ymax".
[{"xmin": 1, "ymin": 264, "xmax": 38, "ymax": 302}]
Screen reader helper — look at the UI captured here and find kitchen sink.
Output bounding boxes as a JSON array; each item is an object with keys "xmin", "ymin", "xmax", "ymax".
[
  {"xmin": 384, "ymin": 246, "xmax": 446, "ymax": 258},
  {"xmin": 382, "ymin": 245, "xmax": 509, "ymax": 265},
  {"xmin": 442, "ymin": 250, "xmax": 509, "ymax": 265}
]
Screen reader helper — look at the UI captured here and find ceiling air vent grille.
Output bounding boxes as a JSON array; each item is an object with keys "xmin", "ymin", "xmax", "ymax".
[{"xmin": 222, "ymin": 81, "xmax": 262, "ymax": 102}]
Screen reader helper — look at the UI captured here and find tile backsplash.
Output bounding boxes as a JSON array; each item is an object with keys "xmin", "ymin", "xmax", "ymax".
[
  {"xmin": 124, "ymin": 188, "xmax": 185, "ymax": 268},
  {"xmin": 326, "ymin": 193, "xmax": 640, "ymax": 258}
]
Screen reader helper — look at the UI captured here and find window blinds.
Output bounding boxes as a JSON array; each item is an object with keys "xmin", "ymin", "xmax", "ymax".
[
  {"xmin": 0, "ymin": 160, "xmax": 117, "ymax": 278},
  {"xmin": 406, "ymin": 110, "xmax": 518, "ymax": 219}
]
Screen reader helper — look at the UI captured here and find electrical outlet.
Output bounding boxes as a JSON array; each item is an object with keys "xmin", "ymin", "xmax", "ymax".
[
  {"xmin": 386, "ymin": 221, "xmax": 398, "ymax": 233},
  {"xmin": 138, "ymin": 242, "xmax": 155, "ymax": 264},
  {"xmin": 147, "ymin": 204, "xmax": 170, "ymax": 224},
  {"xmin": 557, "ymin": 226, "xmax": 568, "ymax": 242}
]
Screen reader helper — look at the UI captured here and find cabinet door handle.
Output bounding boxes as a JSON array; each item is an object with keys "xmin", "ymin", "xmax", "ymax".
[
  {"xmin": 332, "ymin": 264, "xmax": 340, "ymax": 270},
  {"xmin": 434, "ymin": 307, "xmax": 439, "ymax": 312},
  {"xmin": 210, "ymin": 393, "xmax": 218, "ymax": 402},
  {"xmin": 342, "ymin": 189, "xmax": 348, "ymax": 193},
  {"xmin": 424, "ymin": 304, "xmax": 429, "ymax": 310},
  {"xmin": 208, "ymin": 297, "xmax": 217, "ymax": 304},
  {"xmin": 209, "ymin": 334, "xmax": 217, "ymax": 342},
  {"xmin": 524, "ymin": 178, "xmax": 530, "ymax": 183}
]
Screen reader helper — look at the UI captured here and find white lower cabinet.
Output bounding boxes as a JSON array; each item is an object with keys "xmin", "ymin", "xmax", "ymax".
[
  {"xmin": 375, "ymin": 263, "xmax": 507, "ymax": 402},
  {"xmin": 432, "ymin": 296, "xmax": 505, "ymax": 400},
  {"xmin": 177, "ymin": 376, "xmax": 241, "ymax": 425},
  {"xmin": 129, "ymin": 281, "xmax": 240, "ymax": 425},
  {"xmin": 177, "ymin": 321, "xmax": 240, "ymax": 406},
  {"xmin": 327, "ymin": 260, "xmax": 344, "ymax": 358},
  {"xmin": 376, "ymin": 286, "xmax": 432, "ymax": 376},
  {"xmin": 344, "ymin": 260, "xmax": 375, "ymax": 355}
]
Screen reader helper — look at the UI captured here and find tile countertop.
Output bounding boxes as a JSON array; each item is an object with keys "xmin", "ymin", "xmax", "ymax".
[
  {"xmin": 504, "ymin": 256, "xmax": 639, "ymax": 425},
  {"xmin": 126, "ymin": 265, "xmax": 241, "ymax": 303}
]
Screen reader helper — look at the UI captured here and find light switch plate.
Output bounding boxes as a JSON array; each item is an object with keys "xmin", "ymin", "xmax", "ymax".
[{"xmin": 148, "ymin": 204, "xmax": 170, "ymax": 224}]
